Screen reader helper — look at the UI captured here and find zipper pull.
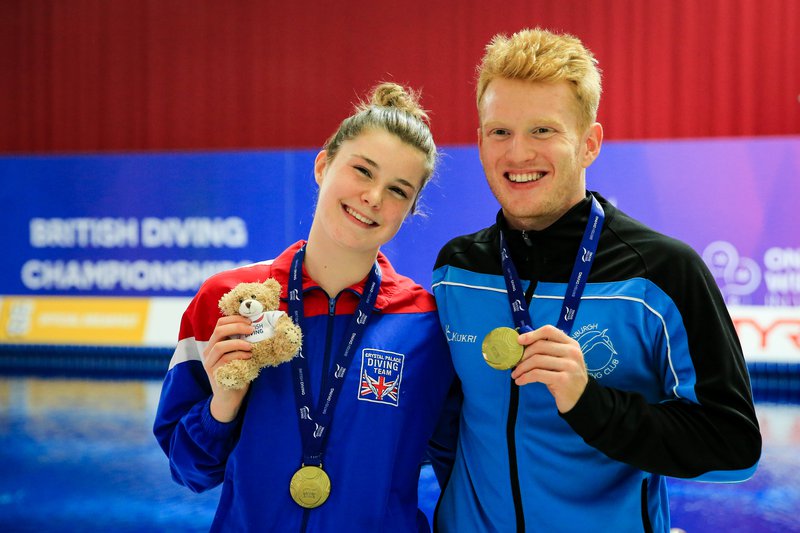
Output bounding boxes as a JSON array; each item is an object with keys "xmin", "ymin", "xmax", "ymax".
[{"xmin": 521, "ymin": 230, "xmax": 533, "ymax": 246}]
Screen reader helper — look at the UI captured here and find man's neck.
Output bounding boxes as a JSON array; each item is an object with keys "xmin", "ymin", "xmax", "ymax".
[{"xmin": 505, "ymin": 192, "xmax": 589, "ymax": 232}]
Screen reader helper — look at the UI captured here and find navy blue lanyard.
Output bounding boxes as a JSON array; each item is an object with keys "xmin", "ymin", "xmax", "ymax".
[
  {"xmin": 499, "ymin": 194, "xmax": 605, "ymax": 336},
  {"xmin": 287, "ymin": 244, "xmax": 382, "ymax": 467}
]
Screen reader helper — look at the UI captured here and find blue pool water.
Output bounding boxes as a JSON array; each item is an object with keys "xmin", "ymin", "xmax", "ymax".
[{"xmin": 1, "ymin": 378, "xmax": 798, "ymax": 532}]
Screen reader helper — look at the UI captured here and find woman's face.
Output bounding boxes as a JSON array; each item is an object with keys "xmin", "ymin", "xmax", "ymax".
[{"xmin": 312, "ymin": 128, "xmax": 427, "ymax": 255}]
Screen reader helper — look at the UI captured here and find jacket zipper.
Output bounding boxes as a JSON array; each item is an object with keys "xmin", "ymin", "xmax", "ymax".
[{"xmin": 507, "ymin": 382, "xmax": 525, "ymax": 533}]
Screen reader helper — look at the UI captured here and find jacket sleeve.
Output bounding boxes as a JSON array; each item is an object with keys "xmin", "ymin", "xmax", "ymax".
[
  {"xmin": 561, "ymin": 245, "xmax": 762, "ymax": 481},
  {"xmin": 152, "ymin": 284, "xmax": 243, "ymax": 493},
  {"xmin": 425, "ymin": 377, "xmax": 462, "ymax": 489}
]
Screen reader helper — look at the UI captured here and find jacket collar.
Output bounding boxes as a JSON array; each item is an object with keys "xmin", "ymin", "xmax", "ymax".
[
  {"xmin": 271, "ymin": 240, "xmax": 395, "ymax": 311},
  {"xmin": 496, "ymin": 191, "xmax": 607, "ymax": 262}
]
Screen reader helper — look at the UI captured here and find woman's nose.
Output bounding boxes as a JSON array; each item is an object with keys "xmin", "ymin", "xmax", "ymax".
[{"xmin": 361, "ymin": 186, "xmax": 382, "ymax": 208}]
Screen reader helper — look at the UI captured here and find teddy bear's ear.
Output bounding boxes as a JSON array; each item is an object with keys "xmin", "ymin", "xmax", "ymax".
[
  {"xmin": 218, "ymin": 285, "xmax": 239, "ymax": 315},
  {"xmin": 263, "ymin": 278, "xmax": 282, "ymax": 293}
]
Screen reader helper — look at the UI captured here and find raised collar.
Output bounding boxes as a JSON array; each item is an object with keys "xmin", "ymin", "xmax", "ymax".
[
  {"xmin": 271, "ymin": 241, "xmax": 396, "ymax": 311},
  {"xmin": 497, "ymin": 192, "xmax": 605, "ymax": 262}
]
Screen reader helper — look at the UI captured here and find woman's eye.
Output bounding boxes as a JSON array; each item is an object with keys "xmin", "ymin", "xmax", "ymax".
[
  {"xmin": 355, "ymin": 165, "xmax": 372, "ymax": 178},
  {"xmin": 390, "ymin": 186, "xmax": 409, "ymax": 199}
]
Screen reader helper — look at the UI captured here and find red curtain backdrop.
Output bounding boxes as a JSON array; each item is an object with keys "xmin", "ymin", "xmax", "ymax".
[{"xmin": 2, "ymin": 0, "xmax": 798, "ymax": 153}]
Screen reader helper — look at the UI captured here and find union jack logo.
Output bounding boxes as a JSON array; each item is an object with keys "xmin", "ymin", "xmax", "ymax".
[
  {"xmin": 357, "ymin": 348, "xmax": 404, "ymax": 407},
  {"xmin": 360, "ymin": 371, "xmax": 400, "ymax": 403}
]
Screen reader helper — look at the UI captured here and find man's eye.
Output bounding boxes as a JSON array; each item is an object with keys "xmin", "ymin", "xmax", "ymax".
[
  {"xmin": 490, "ymin": 129, "xmax": 509, "ymax": 137},
  {"xmin": 532, "ymin": 127, "xmax": 555, "ymax": 136}
]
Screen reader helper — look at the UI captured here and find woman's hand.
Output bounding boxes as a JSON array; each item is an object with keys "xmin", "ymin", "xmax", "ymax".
[{"xmin": 203, "ymin": 315, "xmax": 254, "ymax": 422}]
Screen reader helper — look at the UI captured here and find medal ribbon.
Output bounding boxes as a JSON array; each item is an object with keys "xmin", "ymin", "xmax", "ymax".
[
  {"xmin": 499, "ymin": 194, "xmax": 605, "ymax": 336},
  {"xmin": 288, "ymin": 243, "xmax": 381, "ymax": 467}
]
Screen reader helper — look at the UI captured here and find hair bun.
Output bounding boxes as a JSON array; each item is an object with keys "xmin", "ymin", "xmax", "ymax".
[{"xmin": 366, "ymin": 82, "xmax": 430, "ymax": 123}]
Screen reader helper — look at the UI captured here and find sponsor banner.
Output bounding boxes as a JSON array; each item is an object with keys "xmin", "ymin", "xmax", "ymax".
[
  {"xmin": 0, "ymin": 296, "xmax": 190, "ymax": 347},
  {"xmin": 729, "ymin": 305, "xmax": 800, "ymax": 363},
  {"xmin": 1, "ymin": 296, "xmax": 797, "ymax": 362}
]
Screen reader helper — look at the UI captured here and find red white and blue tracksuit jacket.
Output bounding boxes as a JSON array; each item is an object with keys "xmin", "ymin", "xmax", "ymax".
[{"xmin": 154, "ymin": 241, "xmax": 454, "ymax": 532}]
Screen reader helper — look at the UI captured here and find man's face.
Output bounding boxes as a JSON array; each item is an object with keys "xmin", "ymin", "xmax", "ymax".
[{"xmin": 478, "ymin": 78, "xmax": 602, "ymax": 231}]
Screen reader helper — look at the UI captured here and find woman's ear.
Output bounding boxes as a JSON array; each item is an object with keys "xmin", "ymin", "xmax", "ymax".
[{"xmin": 314, "ymin": 150, "xmax": 328, "ymax": 185}]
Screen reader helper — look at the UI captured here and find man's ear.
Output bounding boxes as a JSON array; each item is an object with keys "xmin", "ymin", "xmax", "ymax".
[
  {"xmin": 581, "ymin": 122, "xmax": 603, "ymax": 168},
  {"xmin": 314, "ymin": 150, "xmax": 328, "ymax": 185}
]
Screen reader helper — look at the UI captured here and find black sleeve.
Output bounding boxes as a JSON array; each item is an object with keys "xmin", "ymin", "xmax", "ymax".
[
  {"xmin": 425, "ymin": 377, "xmax": 462, "ymax": 489},
  {"xmin": 561, "ymin": 243, "xmax": 761, "ymax": 479}
]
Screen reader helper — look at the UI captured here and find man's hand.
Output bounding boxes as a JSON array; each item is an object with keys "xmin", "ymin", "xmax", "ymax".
[{"xmin": 510, "ymin": 324, "xmax": 588, "ymax": 413}]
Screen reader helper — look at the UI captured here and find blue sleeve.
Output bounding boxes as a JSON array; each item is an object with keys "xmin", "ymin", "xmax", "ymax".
[{"xmin": 153, "ymin": 352, "xmax": 242, "ymax": 493}]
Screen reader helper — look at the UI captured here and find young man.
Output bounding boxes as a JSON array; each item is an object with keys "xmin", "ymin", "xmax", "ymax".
[{"xmin": 430, "ymin": 28, "xmax": 761, "ymax": 532}]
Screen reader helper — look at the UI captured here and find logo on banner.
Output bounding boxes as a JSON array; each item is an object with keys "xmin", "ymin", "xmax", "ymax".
[
  {"xmin": 704, "ymin": 241, "xmax": 800, "ymax": 306},
  {"xmin": 702, "ymin": 241, "xmax": 761, "ymax": 304},
  {"xmin": 573, "ymin": 323, "xmax": 619, "ymax": 379},
  {"xmin": 358, "ymin": 348, "xmax": 404, "ymax": 407}
]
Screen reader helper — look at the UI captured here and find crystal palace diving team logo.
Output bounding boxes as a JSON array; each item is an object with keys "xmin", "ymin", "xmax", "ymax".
[{"xmin": 358, "ymin": 348, "xmax": 404, "ymax": 407}]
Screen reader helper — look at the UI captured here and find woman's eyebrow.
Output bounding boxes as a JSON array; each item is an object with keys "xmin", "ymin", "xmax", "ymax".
[{"xmin": 352, "ymin": 154, "xmax": 380, "ymax": 170}]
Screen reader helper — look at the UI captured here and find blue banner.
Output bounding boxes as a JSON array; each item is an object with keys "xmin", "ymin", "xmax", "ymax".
[{"xmin": 2, "ymin": 138, "xmax": 799, "ymax": 306}]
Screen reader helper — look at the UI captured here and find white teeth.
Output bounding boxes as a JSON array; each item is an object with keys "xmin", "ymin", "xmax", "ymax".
[
  {"xmin": 507, "ymin": 172, "xmax": 545, "ymax": 183},
  {"xmin": 345, "ymin": 206, "xmax": 376, "ymax": 225}
]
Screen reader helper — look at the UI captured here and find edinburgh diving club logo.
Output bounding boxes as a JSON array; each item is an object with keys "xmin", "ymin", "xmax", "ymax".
[
  {"xmin": 572, "ymin": 323, "xmax": 619, "ymax": 379},
  {"xmin": 358, "ymin": 348, "xmax": 404, "ymax": 407}
]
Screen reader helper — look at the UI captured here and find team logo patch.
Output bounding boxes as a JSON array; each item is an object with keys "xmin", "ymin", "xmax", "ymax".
[
  {"xmin": 357, "ymin": 348, "xmax": 404, "ymax": 407},
  {"xmin": 573, "ymin": 323, "xmax": 620, "ymax": 379}
]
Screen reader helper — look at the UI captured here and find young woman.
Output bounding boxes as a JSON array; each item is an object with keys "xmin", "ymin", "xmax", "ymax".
[{"xmin": 153, "ymin": 83, "xmax": 454, "ymax": 532}]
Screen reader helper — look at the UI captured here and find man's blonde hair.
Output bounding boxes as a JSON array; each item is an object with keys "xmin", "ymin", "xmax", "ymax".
[{"xmin": 476, "ymin": 28, "xmax": 602, "ymax": 130}]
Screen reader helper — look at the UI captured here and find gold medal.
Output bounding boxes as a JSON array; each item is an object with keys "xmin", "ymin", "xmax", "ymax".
[
  {"xmin": 482, "ymin": 327, "xmax": 523, "ymax": 370},
  {"xmin": 289, "ymin": 465, "xmax": 331, "ymax": 509}
]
